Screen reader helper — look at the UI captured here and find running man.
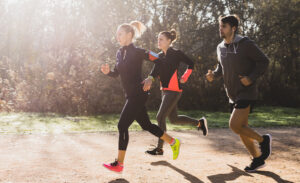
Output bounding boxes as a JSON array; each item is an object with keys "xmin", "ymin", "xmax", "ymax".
[{"xmin": 206, "ymin": 15, "xmax": 272, "ymax": 172}]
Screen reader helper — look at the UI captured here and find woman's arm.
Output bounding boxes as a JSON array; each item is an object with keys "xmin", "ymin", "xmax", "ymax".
[{"xmin": 178, "ymin": 50, "xmax": 194, "ymax": 83}]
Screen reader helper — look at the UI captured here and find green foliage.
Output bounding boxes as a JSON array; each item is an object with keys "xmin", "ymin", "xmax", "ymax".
[{"xmin": 0, "ymin": 0, "xmax": 298, "ymax": 114}]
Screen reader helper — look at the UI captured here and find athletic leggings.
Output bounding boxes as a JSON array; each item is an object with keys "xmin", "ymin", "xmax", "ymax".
[
  {"xmin": 157, "ymin": 90, "xmax": 198, "ymax": 148},
  {"xmin": 118, "ymin": 93, "xmax": 164, "ymax": 151}
]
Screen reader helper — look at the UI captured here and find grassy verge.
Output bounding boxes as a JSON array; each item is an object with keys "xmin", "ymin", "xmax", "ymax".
[{"xmin": 0, "ymin": 106, "xmax": 299, "ymax": 134}]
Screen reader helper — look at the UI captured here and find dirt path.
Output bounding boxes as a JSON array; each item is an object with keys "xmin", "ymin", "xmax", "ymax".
[{"xmin": 0, "ymin": 128, "xmax": 299, "ymax": 183}]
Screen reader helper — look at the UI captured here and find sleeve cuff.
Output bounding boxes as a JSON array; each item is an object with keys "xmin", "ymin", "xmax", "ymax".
[{"xmin": 181, "ymin": 69, "xmax": 193, "ymax": 82}]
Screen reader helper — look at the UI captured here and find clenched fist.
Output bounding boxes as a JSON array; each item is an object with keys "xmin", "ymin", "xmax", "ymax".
[
  {"xmin": 101, "ymin": 64, "xmax": 110, "ymax": 75},
  {"xmin": 206, "ymin": 69, "xmax": 214, "ymax": 82},
  {"xmin": 239, "ymin": 75, "xmax": 252, "ymax": 86}
]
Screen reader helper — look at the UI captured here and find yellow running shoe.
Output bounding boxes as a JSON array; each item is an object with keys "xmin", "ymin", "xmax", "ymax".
[{"xmin": 170, "ymin": 138, "xmax": 181, "ymax": 160}]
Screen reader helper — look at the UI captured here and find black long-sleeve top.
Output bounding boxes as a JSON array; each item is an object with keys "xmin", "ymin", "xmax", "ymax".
[
  {"xmin": 149, "ymin": 47, "xmax": 194, "ymax": 91},
  {"xmin": 107, "ymin": 43, "xmax": 160, "ymax": 98}
]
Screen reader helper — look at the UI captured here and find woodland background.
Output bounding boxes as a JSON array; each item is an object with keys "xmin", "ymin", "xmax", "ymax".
[{"xmin": 0, "ymin": 0, "xmax": 298, "ymax": 115}]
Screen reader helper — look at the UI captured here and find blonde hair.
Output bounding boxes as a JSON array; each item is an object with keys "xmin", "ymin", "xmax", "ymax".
[{"xmin": 118, "ymin": 21, "xmax": 146, "ymax": 38}]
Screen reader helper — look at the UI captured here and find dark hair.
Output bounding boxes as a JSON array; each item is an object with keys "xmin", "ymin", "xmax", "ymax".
[
  {"xmin": 118, "ymin": 21, "xmax": 146, "ymax": 38},
  {"xmin": 219, "ymin": 14, "xmax": 240, "ymax": 33},
  {"xmin": 159, "ymin": 29, "xmax": 177, "ymax": 43}
]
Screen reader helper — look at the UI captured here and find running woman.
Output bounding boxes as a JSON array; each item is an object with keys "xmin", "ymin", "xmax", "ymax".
[
  {"xmin": 206, "ymin": 15, "xmax": 272, "ymax": 172},
  {"xmin": 142, "ymin": 29, "xmax": 208, "ymax": 156},
  {"xmin": 101, "ymin": 21, "xmax": 181, "ymax": 173}
]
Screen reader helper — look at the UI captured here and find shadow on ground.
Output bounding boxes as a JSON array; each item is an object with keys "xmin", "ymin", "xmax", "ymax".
[
  {"xmin": 108, "ymin": 178, "xmax": 129, "ymax": 183},
  {"xmin": 207, "ymin": 164, "xmax": 294, "ymax": 183},
  {"xmin": 151, "ymin": 160, "xmax": 204, "ymax": 183}
]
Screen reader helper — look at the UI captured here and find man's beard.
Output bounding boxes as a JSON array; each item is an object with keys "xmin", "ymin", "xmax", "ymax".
[
  {"xmin": 220, "ymin": 32, "xmax": 225, "ymax": 38},
  {"xmin": 220, "ymin": 31, "xmax": 233, "ymax": 39}
]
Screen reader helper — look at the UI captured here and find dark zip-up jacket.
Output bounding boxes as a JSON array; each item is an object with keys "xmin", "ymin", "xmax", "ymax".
[
  {"xmin": 108, "ymin": 43, "xmax": 159, "ymax": 98},
  {"xmin": 149, "ymin": 47, "xmax": 194, "ymax": 91}
]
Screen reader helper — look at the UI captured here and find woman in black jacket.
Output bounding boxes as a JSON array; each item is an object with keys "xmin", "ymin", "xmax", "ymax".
[
  {"xmin": 101, "ymin": 21, "xmax": 181, "ymax": 173},
  {"xmin": 143, "ymin": 29, "xmax": 208, "ymax": 156}
]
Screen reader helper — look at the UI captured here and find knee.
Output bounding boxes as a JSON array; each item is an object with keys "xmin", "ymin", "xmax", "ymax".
[
  {"xmin": 156, "ymin": 114, "xmax": 167, "ymax": 125},
  {"xmin": 156, "ymin": 113, "xmax": 163, "ymax": 123},
  {"xmin": 168, "ymin": 116, "xmax": 177, "ymax": 124},
  {"xmin": 140, "ymin": 123, "xmax": 152, "ymax": 131},
  {"xmin": 118, "ymin": 122, "xmax": 127, "ymax": 133},
  {"xmin": 117, "ymin": 122, "xmax": 122, "ymax": 131},
  {"xmin": 229, "ymin": 120, "xmax": 241, "ymax": 134}
]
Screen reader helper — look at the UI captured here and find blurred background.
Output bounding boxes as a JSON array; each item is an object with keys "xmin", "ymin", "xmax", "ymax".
[{"xmin": 0, "ymin": 0, "xmax": 299, "ymax": 115}]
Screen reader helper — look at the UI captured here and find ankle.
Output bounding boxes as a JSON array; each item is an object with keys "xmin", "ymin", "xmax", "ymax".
[
  {"xmin": 258, "ymin": 136, "xmax": 264, "ymax": 143},
  {"xmin": 117, "ymin": 160, "xmax": 124, "ymax": 166},
  {"xmin": 169, "ymin": 138, "xmax": 175, "ymax": 145},
  {"xmin": 253, "ymin": 155, "xmax": 260, "ymax": 159},
  {"xmin": 197, "ymin": 121, "xmax": 201, "ymax": 128}
]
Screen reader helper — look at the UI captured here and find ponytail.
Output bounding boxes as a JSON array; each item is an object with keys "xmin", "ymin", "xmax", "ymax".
[
  {"xmin": 118, "ymin": 21, "xmax": 146, "ymax": 39},
  {"xmin": 169, "ymin": 29, "xmax": 177, "ymax": 43},
  {"xmin": 160, "ymin": 29, "xmax": 177, "ymax": 43},
  {"xmin": 130, "ymin": 21, "xmax": 146, "ymax": 37}
]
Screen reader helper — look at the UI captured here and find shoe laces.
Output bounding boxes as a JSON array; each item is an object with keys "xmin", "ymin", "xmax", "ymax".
[
  {"xmin": 250, "ymin": 157, "xmax": 262, "ymax": 165},
  {"xmin": 172, "ymin": 145, "xmax": 177, "ymax": 150},
  {"xmin": 110, "ymin": 159, "xmax": 119, "ymax": 166},
  {"xmin": 151, "ymin": 147, "xmax": 163, "ymax": 152},
  {"xmin": 148, "ymin": 144, "xmax": 160, "ymax": 151}
]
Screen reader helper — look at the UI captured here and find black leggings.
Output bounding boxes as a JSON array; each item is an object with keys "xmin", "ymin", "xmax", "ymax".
[{"xmin": 118, "ymin": 93, "xmax": 164, "ymax": 150}]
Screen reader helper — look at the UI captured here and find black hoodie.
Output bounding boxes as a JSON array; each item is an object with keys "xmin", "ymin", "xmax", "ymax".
[{"xmin": 213, "ymin": 35, "xmax": 269, "ymax": 103}]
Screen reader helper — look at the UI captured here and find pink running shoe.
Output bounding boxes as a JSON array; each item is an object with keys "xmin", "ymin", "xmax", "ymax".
[{"xmin": 103, "ymin": 159, "xmax": 123, "ymax": 173}]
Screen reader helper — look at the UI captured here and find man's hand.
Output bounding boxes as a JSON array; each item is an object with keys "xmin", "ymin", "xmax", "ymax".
[
  {"xmin": 206, "ymin": 69, "xmax": 214, "ymax": 82},
  {"xmin": 239, "ymin": 75, "xmax": 252, "ymax": 86}
]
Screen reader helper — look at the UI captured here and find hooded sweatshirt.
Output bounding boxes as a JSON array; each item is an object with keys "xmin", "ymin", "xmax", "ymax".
[{"xmin": 213, "ymin": 35, "xmax": 269, "ymax": 103}]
